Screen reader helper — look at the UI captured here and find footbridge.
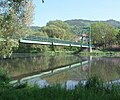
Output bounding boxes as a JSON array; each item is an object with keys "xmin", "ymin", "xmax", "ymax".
[{"xmin": 20, "ymin": 36, "xmax": 93, "ymax": 48}]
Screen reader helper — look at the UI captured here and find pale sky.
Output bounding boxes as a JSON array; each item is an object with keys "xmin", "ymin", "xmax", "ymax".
[{"xmin": 32, "ymin": 0, "xmax": 120, "ymax": 26}]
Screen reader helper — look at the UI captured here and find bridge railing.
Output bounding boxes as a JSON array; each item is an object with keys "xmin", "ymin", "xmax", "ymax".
[
  {"xmin": 21, "ymin": 36, "xmax": 82, "ymax": 46},
  {"xmin": 21, "ymin": 35, "xmax": 95, "ymax": 47}
]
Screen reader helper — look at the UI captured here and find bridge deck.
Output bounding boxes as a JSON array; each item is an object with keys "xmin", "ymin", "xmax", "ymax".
[{"xmin": 20, "ymin": 36, "xmax": 91, "ymax": 48}]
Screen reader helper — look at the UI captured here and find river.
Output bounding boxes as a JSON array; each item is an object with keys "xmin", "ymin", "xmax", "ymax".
[{"xmin": 0, "ymin": 54, "xmax": 120, "ymax": 85}]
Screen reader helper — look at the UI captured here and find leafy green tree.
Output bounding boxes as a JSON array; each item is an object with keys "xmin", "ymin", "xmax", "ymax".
[
  {"xmin": 0, "ymin": 0, "xmax": 34, "ymax": 57},
  {"xmin": 0, "ymin": 0, "xmax": 35, "ymax": 37},
  {"xmin": 0, "ymin": 39, "xmax": 19, "ymax": 57},
  {"xmin": 46, "ymin": 20, "xmax": 70, "ymax": 32},
  {"xmin": 41, "ymin": 20, "xmax": 72, "ymax": 40},
  {"xmin": 41, "ymin": 25, "xmax": 65, "ymax": 39},
  {"xmin": 116, "ymin": 30, "xmax": 120, "ymax": 45},
  {"xmin": 91, "ymin": 22, "xmax": 117, "ymax": 48},
  {"xmin": 70, "ymin": 25, "xmax": 84, "ymax": 35},
  {"xmin": 0, "ymin": 9, "xmax": 20, "ymax": 57},
  {"xmin": 0, "ymin": 10, "xmax": 21, "ymax": 38}
]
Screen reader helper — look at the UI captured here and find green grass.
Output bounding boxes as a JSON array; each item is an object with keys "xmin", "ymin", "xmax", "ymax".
[
  {"xmin": 1, "ymin": 77, "xmax": 120, "ymax": 100},
  {"xmin": 0, "ymin": 84, "xmax": 120, "ymax": 100},
  {"xmin": 79, "ymin": 50, "xmax": 120, "ymax": 57}
]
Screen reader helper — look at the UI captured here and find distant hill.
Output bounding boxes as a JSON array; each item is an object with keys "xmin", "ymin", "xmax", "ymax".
[{"xmin": 65, "ymin": 19, "xmax": 120, "ymax": 28}]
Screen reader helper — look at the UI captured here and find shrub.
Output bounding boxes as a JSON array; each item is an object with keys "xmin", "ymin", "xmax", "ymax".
[
  {"xmin": 85, "ymin": 76, "xmax": 104, "ymax": 89},
  {"xmin": 0, "ymin": 68, "xmax": 10, "ymax": 86}
]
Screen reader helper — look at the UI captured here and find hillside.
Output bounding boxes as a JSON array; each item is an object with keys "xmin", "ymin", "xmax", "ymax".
[{"xmin": 65, "ymin": 19, "xmax": 120, "ymax": 28}]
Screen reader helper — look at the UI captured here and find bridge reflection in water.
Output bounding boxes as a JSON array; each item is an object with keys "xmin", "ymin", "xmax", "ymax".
[
  {"xmin": 11, "ymin": 56, "xmax": 120, "ymax": 89},
  {"xmin": 10, "ymin": 57, "xmax": 92, "ymax": 86}
]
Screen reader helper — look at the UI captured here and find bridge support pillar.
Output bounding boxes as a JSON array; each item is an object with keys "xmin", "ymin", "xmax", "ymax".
[{"xmin": 89, "ymin": 47, "xmax": 92, "ymax": 52}]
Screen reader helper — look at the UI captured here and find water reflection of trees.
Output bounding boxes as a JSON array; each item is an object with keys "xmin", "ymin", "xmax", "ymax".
[
  {"xmin": 0, "ymin": 55, "xmax": 80, "ymax": 78},
  {"xmin": 91, "ymin": 57, "xmax": 120, "ymax": 81}
]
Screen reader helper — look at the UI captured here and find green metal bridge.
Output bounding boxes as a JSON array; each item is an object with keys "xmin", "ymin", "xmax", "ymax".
[{"xmin": 20, "ymin": 36, "xmax": 92, "ymax": 48}]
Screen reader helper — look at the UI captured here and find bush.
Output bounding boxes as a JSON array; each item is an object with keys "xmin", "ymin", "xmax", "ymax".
[
  {"xmin": 0, "ymin": 68, "xmax": 10, "ymax": 86},
  {"xmin": 85, "ymin": 76, "xmax": 104, "ymax": 89}
]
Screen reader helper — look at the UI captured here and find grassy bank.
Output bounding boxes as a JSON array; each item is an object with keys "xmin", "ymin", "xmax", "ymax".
[
  {"xmin": 79, "ymin": 50, "xmax": 120, "ymax": 57},
  {"xmin": 13, "ymin": 49, "xmax": 120, "ymax": 57},
  {"xmin": 1, "ymin": 77, "xmax": 120, "ymax": 100},
  {"xmin": 34, "ymin": 50, "xmax": 120, "ymax": 57},
  {"xmin": 1, "ymin": 86, "xmax": 120, "ymax": 100}
]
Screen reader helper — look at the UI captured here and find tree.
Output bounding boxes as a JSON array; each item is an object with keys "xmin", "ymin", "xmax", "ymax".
[
  {"xmin": 70, "ymin": 25, "xmax": 85, "ymax": 35},
  {"xmin": 46, "ymin": 20, "xmax": 70, "ymax": 31},
  {"xmin": 0, "ymin": 0, "xmax": 34, "ymax": 28},
  {"xmin": 116, "ymin": 30, "xmax": 120, "ymax": 45},
  {"xmin": 0, "ymin": 39, "xmax": 19, "ymax": 57},
  {"xmin": 91, "ymin": 22, "xmax": 117, "ymax": 48},
  {"xmin": 22, "ymin": 0, "xmax": 34, "ymax": 26},
  {"xmin": 40, "ymin": 20, "xmax": 72, "ymax": 40},
  {"xmin": 0, "ymin": 10, "xmax": 21, "ymax": 38},
  {"xmin": 0, "ymin": 0, "xmax": 34, "ymax": 57}
]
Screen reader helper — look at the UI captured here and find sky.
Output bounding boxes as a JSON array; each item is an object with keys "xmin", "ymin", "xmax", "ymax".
[{"xmin": 32, "ymin": 0, "xmax": 120, "ymax": 26}]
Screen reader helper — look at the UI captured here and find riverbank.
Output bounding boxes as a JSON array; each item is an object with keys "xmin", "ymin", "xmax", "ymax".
[
  {"xmin": 35, "ymin": 50, "xmax": 120, "ymax": 57},
  {"xmin": 79, "ymin": 50, "xmax": 120, "ymax": 57},
  {"xmin": 1, "ymin": 77, "xmax": 120, "ymax": 100},
  {"xmin": 3, "ymin": 51, "xmax": 74, "ymax": 59},
  {"xmin": 1, "ymin": 49, "xmax": 120, "ymax": 59}
]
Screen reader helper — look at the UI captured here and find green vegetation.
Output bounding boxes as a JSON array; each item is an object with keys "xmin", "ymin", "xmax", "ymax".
[
  {"xmin": 0, "ymin": 67, "xmax": 11, "ymax": 93},
  {"xmin": 0, "ymin": 1, "xmax": 120, "ymax": 100},
  {"xmin": 91, "ymin": 22, "xmax": 117, "ymax": 48},
  {"xmin": 79, "ymin": 50, "xmax": 120, "ymax": 57},
  {"xmin": 0, "ymin": 0, "xmax": 34, "ymax": 57},
  {"xmin": 0, "ymin": 77, "xmax": 120, "ymax": 100},
  {"xmin": 0, "ymin": 68, "xmax": 10, "ymax": 85},
  {"xmin": 116, "ymin": 30, "xmax": 120, "ymax": 45},
  {"xmin": 0, "ymin": 1, "xmax": 120, "ymax": 57}
]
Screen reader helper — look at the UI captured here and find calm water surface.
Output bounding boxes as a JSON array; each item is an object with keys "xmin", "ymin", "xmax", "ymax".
[{"xmin": 0, "ymin": 54, "xmax": 120, "ymax": 84}]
